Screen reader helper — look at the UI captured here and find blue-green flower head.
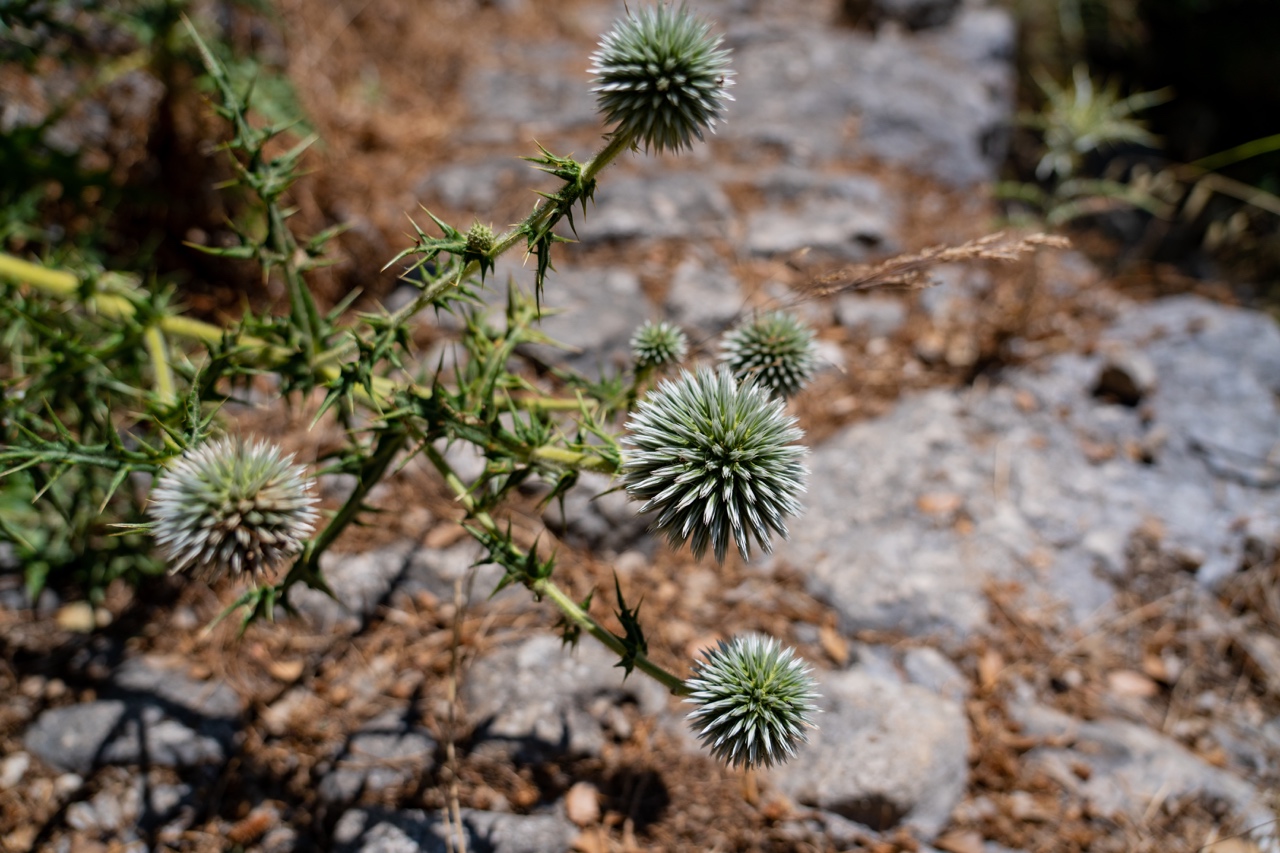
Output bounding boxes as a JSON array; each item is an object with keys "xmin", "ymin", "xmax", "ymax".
[
  {"xmin": 631, "ymin": 319, "xmax": 689, "ymax": 371},
  {"xmin": 685, "ymin": 634, "xmax": 819, "ymax": 769},
  {"xmin": 621, "ymin": 367, "xmax": 807, "ymax": 563},
  {"xmin": 590, "ymin": 4, "xmax": 735, "ymax": 154},
  {"xmin": 148, "ymin": 437, "xmax": 318, "ymax": 581},
  {"xmin": 719, "ymin": 310, "xmax": 818, "ymax": 400}
]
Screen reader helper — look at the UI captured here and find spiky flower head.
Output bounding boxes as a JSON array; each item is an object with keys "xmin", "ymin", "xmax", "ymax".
[
  {"xmin": 685, "ymin": 634, "xmax": 819, "ymax": 769},
  {"xmin": 148, "ymin": 437, "xmax": 318, "ymax": 582},
  {"xmin": 631, "ymin": 319, "xmax": 689, "ymax": 371},
  {"xmin": 589, "ymin": 3, "xmax": 734, "ymax": 154},
  {"xmin": 621, "ymin": 367, "xmax": 807, "ymax": 563},
  {"xmin": 719, "ymin": 311, "xmax": 818, "ymax": 400}
]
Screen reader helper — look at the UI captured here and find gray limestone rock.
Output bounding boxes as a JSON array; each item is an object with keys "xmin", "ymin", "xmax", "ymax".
[
  {"xmin": 852, "ymin": 10, "xmax": 1015, "ymax": 184},
  {"xmin": 577, "ymin": 174, "xmax": 734, "ymax": 243},
  {"xmin": 664, "ymin": 253, "xmax": 743, "ymax": 332},
  {"xmin": 516, "ymin": 267, "xmax": 650, "ymax": 377},
  {"xmin": 25, "ymin": 702, "xmax": 129, "ymax": 774},
  {"xmin": 842, "ymin": 0, "xmax": 962, "ymax": 30},
  {"xmin": 415, "ymin": 159, "xmax": 540, "ymax": 214},
  {"xmin": 778, "ymin": 296, "xmax": 1280, "ymax": 640},
  {"xmin": 319, "ymin": 709, "xmax": 438, "ymax": 807},
  {"xmin": 25, "ymin": 699, "xmax": 232, "ymax": 773},
  {"xmin": 333, "ymin": 807, "xmax": 577, "ymax": 853},
  {"xmin": 542, "ymin": 470, "xmax": 651, "ymax": 556},
  {"xmin": 746, "ymin": 196, "xmax": 895, "ymax": 260},
  {"xmin": 726, "ymin": 8, "xmax": 1015, "ymax": 184},
  {"xmin": 111, "ymin": 656, "xmax": 242, "ymax": 720},
  {"xmin": 461, "ymin": 42, "xmax": 598, "ymax": 144},
  {"xmin": 902, "ymin": 646, "xmax": 969, "ymax": 704},
  {"xmin": 288, "ymin": 542, "xmax": 416, "ymax": 633},
  {"xmin": 463, "ymin": 634, "xmax": 668, "ymax": 762},
  {"xmin": 396, "ymin": 542, "xmax": 526, "ymax": 610},
  {"xmin": 836, "ymin": 294, "xmax": 908, "ymax": 338},
  {"xmin": 769, "ymin": 666, "xmax": 969, "ymax": 839},
  {"xmin": 1011, "ymin": 693, "xmax": 1276, "ymax": 849},
  {"xmin": 96, "ymin": 704, "xmax": 231, "ymax": 768},
  {"xmin": 26, "ymin": 657, "xmax": 242, "ymax": 773}
]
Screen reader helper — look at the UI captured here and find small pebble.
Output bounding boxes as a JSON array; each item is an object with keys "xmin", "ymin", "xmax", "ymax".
[
  {"xmin": 565, "ymin": 781, "xmax": 601, "ymax": 826},
  {"xmin": 0, "ymin": 752, "xmax": 30, "ymax": 789}
]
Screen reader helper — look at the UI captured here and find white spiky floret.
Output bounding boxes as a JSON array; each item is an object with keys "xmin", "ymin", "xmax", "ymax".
[
  {"xmin": 147, "ymin": 437, "xmax": 318, "ymax": 581},
  {"xmin": 589, "ymin": 3, "xmax": 735, "ymax": 154},
  {"xmin": 685, "ymin": 634, "xmax": 819, "ymax": 769},
  {"xmin": 621, "ymin": 366, "xmax": 807, "ymax": 564},
  {"xmin": 719, "ymin": 310, "xmax": 818, "ymax": 400}
]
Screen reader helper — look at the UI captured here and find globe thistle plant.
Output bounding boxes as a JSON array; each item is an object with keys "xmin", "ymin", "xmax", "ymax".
[
  {"xmin": 589, "ymin": 3, "xmax": 734, "ymax": 154},
  {"xmin": 685, "ymin": 634, "xmax": 819, "ymax": 769},
  {"xmin": 621, "ymin": 367, "xmax": 807, "ymax": 563},
  {"xmin": 719, "ymin": 311, "xmax": 819, "ymax": 400},
  {"xmin": 630, "ymin": 319, "xmax": 689, "ymax": 371},
  {"xmin": 148, "ymin": 437, "xmax": 319, "ymax": 581}
]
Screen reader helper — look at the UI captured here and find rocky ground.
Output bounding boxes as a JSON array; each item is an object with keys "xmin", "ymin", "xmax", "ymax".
[{"xmin": 3, "ymin": 0, "xmax": 1280, "ymax": 851}]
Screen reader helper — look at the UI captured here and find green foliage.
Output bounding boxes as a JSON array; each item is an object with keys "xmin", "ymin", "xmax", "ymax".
[
  {"xmin": 998, "ymin": 65, "xmax": 1173, "ymax": 225},
  {"xmin": 0, "ymin": 4, "xmax": 836, "ymax": 770},
  {"xmin": 0, "ymin": 0, "xmax": 305, "ymax": 265}
]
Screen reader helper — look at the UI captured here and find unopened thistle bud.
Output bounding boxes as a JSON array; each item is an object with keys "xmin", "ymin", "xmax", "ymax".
[
  {"xmin": 685, "ymin": 634, "xmax": 819, "ymax": 769},
  {"xmin": 719, "ymin": 311, "xmax": 818, "ymax": 400},
  {"xmin": 589, "ymin": 4, "xmax": 734, "ymax": 154},
  {"xmin": 465, "ymin": 222, "xmax": 494, "ymax": 256},
  {"xmin": 147, "ymin": 437, "xmax": 318, "ymax": 581},
  {"xmin": 621, "ymin": 367, "xmax": 807, "ymax": 563},
  {"xmin": 630, "ymin": 319, "xmax": 689, "ymax": 371}
]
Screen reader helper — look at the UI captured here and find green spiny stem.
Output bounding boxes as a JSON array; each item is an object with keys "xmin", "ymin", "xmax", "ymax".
[
  {"xmin": 532, "ymin": 575, "xmax": 687, "ymax": 695},
  {"xmin": 270, "ymin": 204, "xmax": 321, "ymax": 361},
  {"xmin": 143, "ymin": 326, "xmax": 176, "ymax": 407},
  {"xmin": 284, "ymin": 428, "xmax": 409, "ymax": 593},
  {"xmin": 528, "ymin": 444, "xmax": 615, "ymax": 473},
  {"xmin": 380, "ymin": 131, "xmax": 637, "ymax": 332},
  {"xmin": 489, "ymin": 130, "xmax": 635, "ymax": 259},
  {"xmin": 506, "ymin": 394, "xmax": 595, "ymax": 412},
  {"xmin": 423, "ymin": 442, "xmax": 685, "ymax": 695},
  {"xmin": 0, "ymin": 252, "xmax": 410, "ymax": 406}
]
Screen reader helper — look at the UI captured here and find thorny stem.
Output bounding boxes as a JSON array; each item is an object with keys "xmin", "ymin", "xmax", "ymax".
[
  {"xmin": 0, "ymin": 254, "xmax": 619, "ymax": 480},
  {"xmin": 292, "ymin": 428, "xmax": 409, "ymax": 585},
  {"xmin": 143, "ymin": 326, "xmax": 176, "ymax": 407},
  {"xmin": 271, "ymin": 204, "xmax": 320, "ymax": 361},
  {"xmin": 381, "ymin": 131, "xmax": 636, "ymax": 331},
  {"xmin": 0, "ymin": 252, "xmax": 404, "ymax": 405},
  {"xmin": 423, "ymin": 443, "xmax": 687, "ymax": 696}
]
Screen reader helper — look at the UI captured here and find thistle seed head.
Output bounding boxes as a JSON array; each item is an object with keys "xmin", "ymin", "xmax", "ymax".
[
  {"xmin": 621, "ymin": 367, "xmax": 807, "ymax": 563},
  {"xmin": 719, "ymin": 311, "xmax": 818, "ymax": 400},
  {"xmin": 685, "ymin": 634, "xmax": 819, "ymax": 769},
  {"xmin": 589, "ymin": 3, "xmax": 734, "ymax": 154},
  {"xmin": 148, "ymin": 437, "xmax": 318, "ymax": 582},
  {"xmin": 630, "ymin": 319, "xmax": 689, "ymax": 371}
]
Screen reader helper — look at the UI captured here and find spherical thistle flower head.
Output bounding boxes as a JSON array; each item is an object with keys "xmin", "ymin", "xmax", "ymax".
[
  {"xmin": 631, "ymin": 319, "xmax": 689, "ymax": 371},
  {"xmin": 621, "ymin": 367, "xmax": 807, "ymax": 564},
  {"xmin": 148, "ymin": 437, "xmax": 319, "ymax": 582},
  {"xmin": 589, "ymin": 3, "xmax": 734, "ymax": 154},
  {"xmin": 719, "ymin": 310, "xmax": 818, "ymax": 400},
  {"xmin": 685, "ymin": 634, "xmax": 819, "ymax": 769}
]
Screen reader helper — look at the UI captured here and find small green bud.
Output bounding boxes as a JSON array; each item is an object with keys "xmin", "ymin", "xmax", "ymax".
[
  {"xmin": 630, "ymin": 319, "xmax": 689, "ymax": 371},
  {"xmin": 465, "ymin": 222, "xmax": 494, "ymax": 256},
  {"xmin": 719, "ymin": 311, "xmax": 818, "ymax": 400}
]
